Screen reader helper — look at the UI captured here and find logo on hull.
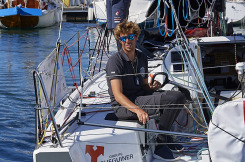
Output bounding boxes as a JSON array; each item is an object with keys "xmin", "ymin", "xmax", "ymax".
[{"xmin": 85, "ymin": 145, "xmax": 104, "ymax": 162}]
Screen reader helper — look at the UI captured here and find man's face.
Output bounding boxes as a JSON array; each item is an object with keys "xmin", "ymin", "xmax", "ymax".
[{"xmin": 119, "ymin": 33, "xmax": 137, "ymax": 54}]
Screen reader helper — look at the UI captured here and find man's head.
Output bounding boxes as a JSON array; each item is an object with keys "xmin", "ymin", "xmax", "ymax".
[
  {"xmin": 114, "ymin": 19, "xmax": 141, "ymax": 40},
  {"xmin": 114, "ymin": 19, "xmax": 140, "ymax": 54}
]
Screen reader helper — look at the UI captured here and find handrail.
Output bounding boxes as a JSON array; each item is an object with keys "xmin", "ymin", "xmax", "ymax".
[{"xmin": 33, "ymin": 70, "xmax": 63, "ymax": 147}]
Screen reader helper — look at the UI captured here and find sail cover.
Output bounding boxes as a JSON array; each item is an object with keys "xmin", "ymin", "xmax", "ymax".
[
  {"xmin": 208, "ymin": 98, "xmax": 245, "ymax": 162},
  {"xmin": 37, "ymin": 48, "xmax": 68, "ymax": 120}
]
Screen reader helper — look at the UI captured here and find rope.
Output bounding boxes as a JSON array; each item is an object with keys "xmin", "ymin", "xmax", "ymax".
[
  {"xmin": 167, "ymin": 0, "xmax": 175, "ymax": 37},
  {"xmin": 157, "ymin": 0, "xmax": 167, "ymax": 36},
  {"xmin": 156, "ymin": 1, "xmax": 217, "ymax": 128},
  {"xmin": 37, "ymin": 105, "xmax": 222, "ymax": 110},
  {"xmin": 182, "ymin": 0, "xmax": 188, "ymax": 20}
]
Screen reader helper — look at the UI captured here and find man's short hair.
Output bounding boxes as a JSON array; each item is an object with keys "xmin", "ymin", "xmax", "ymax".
[{"xmin": 113, "ymin": 19, "xmax": 141, "ymax": 40}]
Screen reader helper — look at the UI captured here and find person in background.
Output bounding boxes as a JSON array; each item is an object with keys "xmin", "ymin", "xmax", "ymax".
[
  {"xmin": 106, "ymin": 19, "xmax": 186, "ymax": 160},
  {"xmin": 106, "ymin": 0, "xmax": 131, "ymax": 51}
]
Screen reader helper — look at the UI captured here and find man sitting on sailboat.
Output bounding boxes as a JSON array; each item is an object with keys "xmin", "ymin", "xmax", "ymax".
[{"xmin": 106, "ymin": 19, "xmax": 186, "ymax": 161}]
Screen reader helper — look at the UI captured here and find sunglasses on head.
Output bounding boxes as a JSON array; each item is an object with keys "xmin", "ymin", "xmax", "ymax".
[{"xmin": 119, "ymin": 34, "xmax": 135, "ymax": 42}]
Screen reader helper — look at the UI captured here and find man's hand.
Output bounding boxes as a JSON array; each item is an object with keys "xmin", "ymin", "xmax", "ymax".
[
  {"xmin": 149, "ymin": 80, "xmax": 161, "ymax": 91},
  {"xmin": 111, "ymin": 79, "xmax": 150, "ymax": 124},
  {"xmin": 135, "ymin": 108, "xmax": 149, "ymax": 124}
]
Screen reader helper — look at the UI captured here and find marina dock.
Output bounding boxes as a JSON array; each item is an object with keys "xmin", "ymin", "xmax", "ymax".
[
  {"xmin": 62, "ymin": 0, "xmax": 94, "ymax": 22},
  {"xmin": 63, "ymin": 6, "xmax": 89, "ymax": 22}
]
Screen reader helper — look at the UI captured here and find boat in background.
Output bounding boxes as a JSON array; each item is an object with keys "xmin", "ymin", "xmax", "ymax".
[
  {"xmin": 226, "ymin": 0, "xmax": 245, "ymax": 26},
  {"xmin": 0, "ymin": 0, "xmax": 62, "ymax": 29}
]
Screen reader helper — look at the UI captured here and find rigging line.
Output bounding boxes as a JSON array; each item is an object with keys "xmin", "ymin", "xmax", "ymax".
[
  {"xmin": 89, "ymin": 27, "xmax": 104, "ymax": 75},
  {"xmin": 171, "ymin": 41, "xmax": 204, "ymax": 101},
  {"xmin": 61, "ymin": 38, "xmax": 94, "ymax": 83},
  {"xmin": 62, "ymin": 26, "xmax": 100, "ymax": 47},
  {"xmin": 53, "ymin": 43, "xmax": 61, "ymax": 106},
  {"xmin": 160, "ymin": 58, "xmax": 199, "ymax": 88},
  {"xmin": 38, "ymin": 113, "xmax": 49, "ymax": 145},
  {"xmin": 100, "ymin": 29, "xmax": 112, "ymax": 54},
  {"xmin": 180, "ymin": 0, "xmax": 209, "ymax": 29},
  {"xmin": 67, "ymin": 95, "xmax": 78, "ymax": 104},
  {"xmin": 37, "ymin": 102, "xmax": 50, "ymax": 144},
  {"xmin": 234, "ymin": 36, "xmax": 238, "ymax": 64},
  {"xmin": 60, "ymin": 43, "xmax": 67, "ymax": 66},
  {"xmin": 70, "ymin": 32, "xmax": 89, "ymax": 68},
  {"xmin": 181, "ymin": 50, "xmax": 213, "ymax": 125},
  {"xmin": 157, "ymin": 0, "xmax": 167, "ymax": 36},
  {"xmin": 92, "ymin": 30, "xmax": 109, "ymax": 75},
  {"xmin": 36, "ymin": 69, "xmax": 88, "ymax": 79},
  {"xmin": 106, "ymin": 30, "xmax": 113, "ymax": 54},
  {"xmin": 37, "ymin": 101, "xmax": 53, "ymax": 145},
  {"xmin": 202, "ymin": 64, "xmax": 235, "ymax": 69},
  {"xmin": 99, "ymin": 33, "xmax": 110, "ymax": 58},
  {"xmin": 46, "ymin": 106, "xmax": 214, "ymax": 113},
  {"xmin": 67, "ymin": 30, "xmax": 89, "ymax": 49},
  {"xmin": 46, "ymin": 42, "xmax": 61, "ymax": 121},
  {"xmin": 176, "ymin": 32, "xmax": 214, "ymax": 111},
  {"xmin": 56, "ymin": 2, "xmax": 64, "ymax": 43},
  {"xmin": 53, "ymin": 105, "xmax": 215, "ymax": 110},
  {"xmin": 87, "ymin": 34, "xmax": 92, "ymax": 74},
  {"xmin": 54, "ymin": 139, "xmax": 206, "ymax": 146},
  {"xmin": 207, "ymin": 0, "xmax": 216, "ymax": 32},
  {"xmin": 184, "ymin": 105, "xmax": 208, "ymax": 129},
  {"xmin": 169, "ymin": 3, "xmax": 187, "ymax": 43},
  {"xmin": 48, "ymin": 43, "xmax": 62, "ymax": 141},
  {"xmin": 46, "ymin": 102, "xmax": 185, "ymax": 109},
  {"xmin": 61, "ymin": 46, "xmax": 92, "ymax": 79},
  {"xmin": 188, "ymin": 0, "xmax": 201, "ymax": 12},
  {"xmin": 175, "ymin": 40, "xmax": 210, "ymax": 126},
  {"xmin": 185, "ymin": 1, "xmax": 210, "ymax": 27},
  {"xmin": 190, "ymin": 0, "xmax": 210, "ymax": 26},
  {"xmin": 163, "ymin": 43, "xmax": 193, "ymax": 85},
  {"xmin": 91, "ymin": 26, "xmax": 103, "ymax": 59},
  {"xmin": 167, "ymin": 0, "xmax": 174, "ymax": 37},
  {"xmin": 174, "ymin": 41, "xmax": 193, "ymax": 88},
  {"xmin": 65, "ymin": 49, "xmax": 81, "ymax": 96},
  {"xmin": 92, "ymin": 27, "xmax": 110, "ymax": 59},
  {"xmin": 36, "ymin": 70, "xmax": 166, "ymax": 81},
  {"xmin": 78, "ymin": 121, "xmax": 207, "ymax": 138},
  {"xmin": 183, "ymin": 43, "xmax": 215, "ymax": 112},
  {"xmin": 228, "ymin": 72, "xmax": 244, "ymax": 101},
  {"xmin": 105, "ymin": 72, "xmax": 168, "ymax": 78},
  {"xmin": 182, "ymin": 0, "xmax": 188, "ymax": 20},
  {"xmin": 62, "ymin": 31, "xmax": 81, "ymax": 45}
]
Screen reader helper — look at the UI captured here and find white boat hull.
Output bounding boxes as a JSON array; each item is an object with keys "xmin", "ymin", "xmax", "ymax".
[
  {"xmin": 35, "ymin": 8, "xmax": 60, "ymax": 28},
  {"xmin": 0, "ymin": 3, "xmax": 61, "ymax": 28}
]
